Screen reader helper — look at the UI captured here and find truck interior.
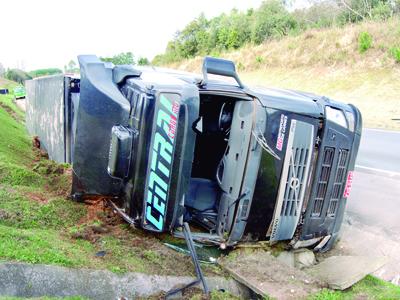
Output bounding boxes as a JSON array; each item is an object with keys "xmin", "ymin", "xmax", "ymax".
[{"xmin": 184, "ymin": 91, "xmax": 254, "ymax": 240}]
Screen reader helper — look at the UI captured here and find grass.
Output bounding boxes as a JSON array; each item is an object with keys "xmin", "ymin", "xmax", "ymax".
[
  {"xmin": 0, "ymin": 225, "xmax": 91, "ymax": 266},
  {"xmin": 0, "ymin": 297, "xmax": 88, "ymax": 300},
  {"xmin": 0, "ymin": 85, "xmax": 96, "ymax": 268},
  {"xmin": 391, "ymin": 46, "xmax": 400, "ymax": 62},
  {"xmin": 308, "ymin": 275, "xmax": 400, "ymax": 299},
  {"xmin": 0, "ymin": 78, "xmax": 200, "ymax": 276},
  {"xmin": 167, "ymin": 17, "xmax": 400, "ymax": 130},
  {"xmin": 0, "ymin": 78, "xmax": 25, "ymax": 120}
]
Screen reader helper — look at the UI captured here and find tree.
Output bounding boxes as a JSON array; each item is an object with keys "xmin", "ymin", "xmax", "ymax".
[
  {"xmin": 251, "ymin": 0, "xmax": 298, "ymax": 44},
  {"xmin": 5, "ymin": 69, "xmax": 32, "ymax": 84},
  {"xmin": 337, "ymin": 0, "xmax": 395, "ymax": 22},
  {"xmin": 174, "ymin": 15, "xmax": 209, "ymax": 58},
  {"xmin": 100, "ymin": 52, "xmax": 135, "ymax": 65},
  {"xmin": 29, "ymin": 68, "xmax": 63, "ymax": 78},
  {"xmin": 137, "ymin": 57, "xmax": 150, "ymax": 65},
  {"xmin": 293, "ymin": 1, "xmax": 341, "ymax": 29},
  {"xmin": 64, "ymin": 60, "xmax": 79, "ymax": 74},
  {"xmin": 0, "ymin": 63, "xmax": 5, "ymax": 77},
  {"xmin": 68, "ymin": 60, "xmax": 76, "ymax": 70}
]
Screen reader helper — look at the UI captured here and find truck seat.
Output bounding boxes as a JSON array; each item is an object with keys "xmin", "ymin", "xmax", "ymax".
[{"xmin": 185, "ymin": 178, "xmax": 220, "ymax": 212}]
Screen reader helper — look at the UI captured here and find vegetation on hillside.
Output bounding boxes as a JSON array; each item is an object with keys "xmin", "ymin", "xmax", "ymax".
[
  {"xmin": 153, "ymin": 0, "xmax": 400, "ymax": 65},
  {"xmin": 100, "ymin": 51, "xmax": 150, "ymax": 66},
  {"xmin": 100, "ymin": 51, "xmax": 135, "ymax": 65},
  {"xmin": 166, "ymin": 17, "xmax": 400, "ymax": 130},
  {"xmin": 60, "ymin": 52, "xmax": 149, "ymax": 72},
  {"xmin": 29, "ymin": 68, "xmax": 63, "ymax": 78},
  {"xmin": 1, "ymin": 68, "xmax": 63, "ymax": 85},
  {"xmin": 64, "ymin": 60, "xmax": 79, "ymax": 74},
  {"xmin": 3, "ymin": 69, "xmax": 32, "ymax": 84}
]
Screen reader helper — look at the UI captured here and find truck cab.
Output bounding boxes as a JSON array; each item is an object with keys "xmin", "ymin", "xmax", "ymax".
[{"xmin": 34, "ymin": 55, "xmax": 362, "ymax": 252}]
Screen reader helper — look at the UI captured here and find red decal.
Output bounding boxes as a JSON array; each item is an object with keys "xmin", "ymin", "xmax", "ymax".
[
  {"xmin": 172, "ymin": 101, "xmax": 180, "ymax": 115},
  {"xmin": 276, "ymin": 137, "xmax": 284, "ymax": 151},
  {"xmin": 168, "ymin": 102, "xmax": 179, "ymax": 140},
  {"xmin": 168, "ymin": 115, "xmax": 177, "ymax": 139},
  {"xmin": 343, "ymin": 171, "xmax": 354, "ymax": 198},
  {"xmin": 276, "ymin": 114, "xmax": 287, "ymax": 151}
]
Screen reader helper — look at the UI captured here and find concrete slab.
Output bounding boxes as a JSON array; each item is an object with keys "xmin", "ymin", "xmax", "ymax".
[
  {"xmin": 219, "ymin": 250, "xmax": 322, "ymax": 299},
  {"xmin": 308, "ymin": 256, "xmax": 389, "ymax": 290},
  {"xmin": 328, "ymin": 216, "xmax": 400, "ymax": 285}
]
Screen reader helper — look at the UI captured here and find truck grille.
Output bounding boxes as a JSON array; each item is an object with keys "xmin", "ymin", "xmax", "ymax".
[
  {"xmin": 312, "ymin": 147, "xmax": 349, "ymax": 217},
  {"xmin": 270, "ymin": 119, "xmax": 314, "ymax": 241},
  {"xmin": 326, "ymin": 149, "xmax": 349, "ymax": 217},
  {"xmin": 312, "ymin": 147, "xmax": 334, "ymax": 216},
  {"xmin": 281, "ymin": 148, "xmax": 310, "ymax": 217}
]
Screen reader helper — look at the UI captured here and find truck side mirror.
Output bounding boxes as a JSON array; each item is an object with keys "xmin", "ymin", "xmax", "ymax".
[{"xmin": 202, "ymin": 56, "xmax": 244, "ymax": 88}]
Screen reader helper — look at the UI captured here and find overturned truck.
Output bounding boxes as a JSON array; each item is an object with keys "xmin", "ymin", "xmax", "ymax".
[{"xmin": 26, "ymin": 55, "xmax": 361, "ymax": 253}]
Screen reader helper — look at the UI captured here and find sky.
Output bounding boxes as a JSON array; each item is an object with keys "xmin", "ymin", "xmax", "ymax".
[{"xmin": 0, "ymin": 0, "xmax": 267, "ymax": 70}]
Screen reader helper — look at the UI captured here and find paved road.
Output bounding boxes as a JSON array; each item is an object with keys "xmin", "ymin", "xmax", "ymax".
[
  {"xmin": 342, "ymin": 128, "xmax": 400, "ymax": 284},
  {"xmin": 347, "ymin": 170, "xmax": 400, "ymax": 235},
  {"xmin": 349, "ymin": 127, "xmax": 400, "ymax": 232},
  {"xmin": 356, "ymin": 128, "xmax": 400, "ymax": 173}
]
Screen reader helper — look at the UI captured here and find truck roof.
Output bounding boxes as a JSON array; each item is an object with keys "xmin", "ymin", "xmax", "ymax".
[{"xmin": 132, "ymin": 65, "xmax": 337, "ymax": 118}]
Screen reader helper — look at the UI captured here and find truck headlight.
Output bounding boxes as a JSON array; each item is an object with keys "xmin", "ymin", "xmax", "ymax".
[
  {"xmin": 345, "ymin": 111, "xmax": 355, "ymax": 132},
  {"xmin": 326, "ymin": 107, "xmax": 347, "ymax": 129}
]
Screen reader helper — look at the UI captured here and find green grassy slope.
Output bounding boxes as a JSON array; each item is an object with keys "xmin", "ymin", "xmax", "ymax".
[
  {"xmin": 0, "ymin": 297, "xmax": 88, "ymax": 300},
  {"xmin": 0, "ymin": 81, "xmax": 91, "ymax": 267},
  {"xmin": 167, "ymin": 18, "xmax": 400, "ymax": 130},
  {"xmin": 0, "ymin": 79, "xmax": 200, "ymax": 276}
]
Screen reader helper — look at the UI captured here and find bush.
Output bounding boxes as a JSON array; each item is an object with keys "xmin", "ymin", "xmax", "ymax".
[
  {"xmin": 358, "ymin": 31, "xmax": 373, "ymax": 53},
  {"xmin": 100, "ymin": 52, "xmax": 135, "ymax": 65},
  {"xmin": 29, "ymin": 68, "xmax": 62, "ymax": 78},
  {"xmin": 293, "ymin": 1, "xmax": 341, "ymax": 30},
  {"xmin": 256, "ymin": 56, "xmax": 264, "ymax": 64},
  {"xmin": 390, "ymin": 47, "xmax": 400, "ymax": 63},
  {"xmin": 137, "ymin": 57, "xmax": 150, "ymax": 65},
  {"xmin": 5, "ymin": 69, "xmax": 32, "ymax": 84},
  {"xmin": 372, "ymin": 2, "xmax": 393, "ymax": 20}
]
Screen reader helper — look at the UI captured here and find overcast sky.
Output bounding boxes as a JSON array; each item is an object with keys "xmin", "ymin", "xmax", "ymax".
[{"xmin": 0, "ymin": 0, "xmax": 268, "ymax": 70}]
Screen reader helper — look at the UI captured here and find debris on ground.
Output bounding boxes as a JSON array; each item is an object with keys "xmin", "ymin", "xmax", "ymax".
[{"xmin": 294, "ymin": 249, "xmax": 316, "ymax": 269}]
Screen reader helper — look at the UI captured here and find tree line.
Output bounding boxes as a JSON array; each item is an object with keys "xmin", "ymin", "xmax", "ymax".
[
  {"xmin": 0, "ymin": 66, "xmax": 63, "ymax": 84},
  {"xmin": 0, "ymin": 53, "xmax": 150, "ymax": 85},
  {"xmin": 152, "ymin": 0, "xmax": 400, "ymax": 65}
]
